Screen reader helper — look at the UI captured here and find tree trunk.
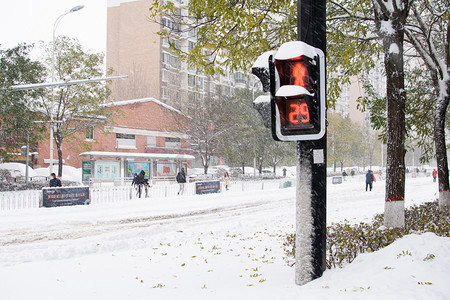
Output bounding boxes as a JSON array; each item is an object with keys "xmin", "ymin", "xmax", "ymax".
[
  {"xmin": 435, "ymin": 82, "xmax": 450, "ymax": 208},
  {"xmin": 374, "ymin": 3, "xmax": 408, "ymax": 228},
  {"xmin": 54, "ymin": 133, "xmax": 63, "ymax": 178}
]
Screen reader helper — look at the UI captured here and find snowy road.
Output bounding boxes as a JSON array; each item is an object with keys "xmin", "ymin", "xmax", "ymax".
[
  {"xmin": 0, "ymin": 188, "xmax": 296, "ymax": 267},
  {"xmin": 0, "ymin": 175, "xmax": 447, "ymax": 300}
]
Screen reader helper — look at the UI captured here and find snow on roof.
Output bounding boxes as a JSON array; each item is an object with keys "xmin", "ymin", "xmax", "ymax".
[
  {"xmin": 103, "ymin": 97, "xmax": 185, "ymax": 116},
  {"xmin": 79, "ymin": 151, "xmax": 195, "ymax": 161}
]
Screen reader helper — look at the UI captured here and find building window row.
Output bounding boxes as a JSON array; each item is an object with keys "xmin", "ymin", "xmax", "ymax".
[
  {"xmin": 187, "ymin": 74, "xmax": 204, "ymax": 90},
  {"xmin": 161, "ymin": 17, "xmax": 181, "ymax": 32},
  {"xmin": 162, "ymin": 70, "xmax": 181, "ymax": 85},
  {"xmin": 162, "ymin": 52, "xmax": 181, "ymax": 69}
]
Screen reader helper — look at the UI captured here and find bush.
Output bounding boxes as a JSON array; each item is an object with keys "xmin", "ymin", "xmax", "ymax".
[{"xmin": 284, "ymin": 201, "xmax": 449, "ymax": 269}]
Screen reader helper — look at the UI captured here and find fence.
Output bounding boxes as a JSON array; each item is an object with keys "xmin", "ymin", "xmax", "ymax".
[
  {"xmin": 0, "ymin": 179, "xmax": 291, "ymax": 211},
  {"xmin": 0, "ymin": 190, "xmax": 41, "ymax": 210}
]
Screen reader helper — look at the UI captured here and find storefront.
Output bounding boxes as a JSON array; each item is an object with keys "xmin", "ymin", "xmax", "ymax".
[{"xmin": 79, "ymin": 151, "xmax": 194, "ymax": 183}]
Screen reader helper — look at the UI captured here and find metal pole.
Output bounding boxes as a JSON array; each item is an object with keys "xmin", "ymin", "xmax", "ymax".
[
  {"xmin": 25, "ymin": 130, "xmax": 30, "ymax": 183},
  {"xmin": 295, "ymin": 0, "xmax": 327, "ymax": 285},
  {"xmin": 50, "ymin": 5, "xmax": 84, "ymax": 174}
]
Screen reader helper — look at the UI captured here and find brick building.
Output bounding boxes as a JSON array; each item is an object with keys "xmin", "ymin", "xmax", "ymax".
[{"xmin": 36, "ymin": 98, "xmax": 193, "ymax": 180}]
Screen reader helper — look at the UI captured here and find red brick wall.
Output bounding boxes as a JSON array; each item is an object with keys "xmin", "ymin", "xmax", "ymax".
[{"xmin": 36, "ymin": 100, "xmax": 190, "ymax": 169}]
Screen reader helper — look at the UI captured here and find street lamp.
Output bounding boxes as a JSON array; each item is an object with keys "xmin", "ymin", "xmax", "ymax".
[{"xmin": 49, "ymin": 5, "xmax": 84, "ymax": 174}]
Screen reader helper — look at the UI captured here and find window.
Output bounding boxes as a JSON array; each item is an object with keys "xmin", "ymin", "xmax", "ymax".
[
  {"xmin": 162, "ymin": 87, "xmax": 169, "ymax": 99},
  {"xmin": 170, "ymin": 55, "xmax": 180, "ymax": 68},
  {"xmin": 162, "ymin": 70, "xmax": 168, "ymax": 82},
  {"xmin": 234, "ymin": 72, "xmax": 247, "ymax": 84},
  {"xmin": 161, "ymin": 18, "xmax": 170, "ymax": 29},
  {"xmin": 86, "ymin": 126, "xmax": 94, "ymax": 140},
  {"xmin": 188, "ymin": 74, "xmax": 195, "ymax": 87},
  {"xmin": 147, "ymin": 136, "xmax": 156, "ymax": 147},
  {"xmin": 162, "ymin": 37, "xmax": 169, "ymax": 47},
  {"xmin": 116, "ymin": 133, "xmax": 136, "ymax": 149},
  {"xmin": 166, "ymin": 137, "xmax": 181, "ymax": 149},
  {"xmin": 162, "ymin": 52, "xmax": 170, "ymax": 64},
  {"xmin": 196, "ymin": 77, "xmax": 204, "ymax": 90},
  {"xmin": 188, "ymin": 41, "xmax": 195, "ymax": 51}
]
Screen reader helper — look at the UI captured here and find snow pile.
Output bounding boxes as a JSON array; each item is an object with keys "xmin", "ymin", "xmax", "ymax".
[
  {"xmin": 0, "ymin": 162, "xmax": 38, "ymax": 178},
  {"xmin": 34, "ymin": 166, "xmax": 82, "ymax": 183},
  {"xmin": 306, "ymin": 233, "xmax": 449, "ymax": 299}
]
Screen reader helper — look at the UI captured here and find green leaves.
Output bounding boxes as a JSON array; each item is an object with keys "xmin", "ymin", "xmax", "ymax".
[{"xmin": 0, "ymin": 44, "xmax": 47, "ymax": 160}]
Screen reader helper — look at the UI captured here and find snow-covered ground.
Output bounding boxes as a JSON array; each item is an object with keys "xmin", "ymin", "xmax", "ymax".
[{"xmin": 0, "ymin": 175, "xmax": 448, "ymax": 299}]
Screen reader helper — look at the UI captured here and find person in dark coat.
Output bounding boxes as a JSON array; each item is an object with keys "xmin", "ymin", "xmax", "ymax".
[
  {"xmin": 365, "ymin": 170, "xmax": 374, "ymax": 191},
  {"xmin": 133, "ymin": 170, "xmax": 148, "ymax": 198},
  {"xmin": 49, "ymin": 173, "xmax": 62, "ymax": 187},
  {"xmin": 176, "ymin": 168, "xmax": 186, "ymax": 195}
]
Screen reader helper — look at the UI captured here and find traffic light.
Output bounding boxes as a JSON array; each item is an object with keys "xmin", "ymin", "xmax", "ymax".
[
  {"xmin": 252, "ymin": 41, "xmax": 326, "ymax": 141},
  {"xmin": 271, "ymin": 41, "xmax": 326, "ymax": 141}
]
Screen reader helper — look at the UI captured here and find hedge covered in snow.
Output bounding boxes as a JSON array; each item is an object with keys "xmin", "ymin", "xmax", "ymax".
[{"xmin": 284, "ymin": 201, "xmax": 449, "ymax": 269}]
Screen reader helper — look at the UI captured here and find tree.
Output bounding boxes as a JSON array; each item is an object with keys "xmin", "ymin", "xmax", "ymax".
[
  {"xmin": 181, "ymin": 87, "xmax": 238, "ymax": 174},
  {"xmin": 327, "ymin": 112, "xmax": 366, "ymax": 171},
  {"xmin": 404, "ymin": 0, "xmax": 450, "ymax": 207},
  {"xmin": 151, "ymin": 0, "xmax": 411, "ymax": 227},
  {"xmin": 149, "ymin": 0, "xmax": 297, "ymax": 76},
  {"xmin": 0, "ymin": 44, "xmax": 46, "ymax": 161},
  {"xmin": 40, "ymin": 36, "xmax": 112, "ymax": 177},
  {"xmin": 265, "ymin": 139, "xmax": 295, "ymax": 174}
]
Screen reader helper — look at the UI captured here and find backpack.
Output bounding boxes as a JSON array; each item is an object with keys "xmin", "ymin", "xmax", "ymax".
[{"xmin": 176, "ymin": 172, "xmax": 183, "ymax": 183}]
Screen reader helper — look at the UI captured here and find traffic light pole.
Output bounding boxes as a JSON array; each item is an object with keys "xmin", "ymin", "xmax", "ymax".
[{"xmin": 295, "ymin": 0, "xmax": 327, "ymax": 285}]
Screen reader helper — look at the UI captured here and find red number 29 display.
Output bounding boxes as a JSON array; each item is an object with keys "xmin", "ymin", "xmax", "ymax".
[{"xmin": 269, "ymin": 41, "xmax": 326, "ymax": 141}]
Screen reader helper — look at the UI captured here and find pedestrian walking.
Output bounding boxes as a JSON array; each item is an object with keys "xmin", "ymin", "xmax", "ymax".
[
  {"xmin": 283, "ymin": 168, "xmax": 287, "ymax": 177},
  {"xmin": 132, "ymin": 170, "xmax": 148, "ymax": 198},
  {"xmin": 176, "ymin": 168, "xmax": 186, "ymax": 195},
  {"xmin": 49, "ymin": 173, "xmax": 62, "ymax": 187},
  {"xmin": 223, "ymin": 171, "xmax": 231, "ymax": 191},
  {"xmin": 432, "ymin": 169, "xmax": 437, "ymax": 182},
  {"xmin": 365, "ymin": 170, "xmax": 374, "ymax": 191}
]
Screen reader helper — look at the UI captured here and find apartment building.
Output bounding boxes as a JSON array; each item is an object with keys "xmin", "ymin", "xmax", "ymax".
[{"xmin": 106, "ymin": 0, "xmax": 250, "ymax": 109}]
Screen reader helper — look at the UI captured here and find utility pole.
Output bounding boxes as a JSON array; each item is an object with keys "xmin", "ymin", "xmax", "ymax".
[
  {"xmin": 295, "ymin": 0, "xmax": 327, "ymax": 285},
  {"xmin": 251, "ymin": 0, "xmax": 327, "ymax": 286}
]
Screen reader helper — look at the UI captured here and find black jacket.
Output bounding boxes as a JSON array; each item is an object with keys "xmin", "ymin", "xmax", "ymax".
[
  {"xmin": 133, "ymin": 171, "xmax": 147, "ymax": 185},
  {"xmin": 176, "ymin": 171, "xmax": 186, "ymax": 183},
  {"xmin": 50, "ymin": 177, "xmax": 62, "ymax": 187}
]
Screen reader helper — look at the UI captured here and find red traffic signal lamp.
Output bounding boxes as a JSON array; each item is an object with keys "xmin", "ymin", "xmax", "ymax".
[{"xmin": 270, "ymin": 41, "xmax": 326, "ymax": 141}]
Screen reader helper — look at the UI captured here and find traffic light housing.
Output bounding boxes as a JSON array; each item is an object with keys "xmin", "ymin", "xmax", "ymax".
[
  {"xmin": 252, "ymin": 41, "xmax": 326, "ymax": 141},
  {"xmin": 272, "ymin": 41, "xmax": 325, "ymax": 141}
]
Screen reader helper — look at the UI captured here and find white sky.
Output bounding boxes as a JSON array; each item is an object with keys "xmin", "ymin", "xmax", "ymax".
[{"xmin": 0, "ymin": 0, "xmax": 107, "ymax": 53}]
